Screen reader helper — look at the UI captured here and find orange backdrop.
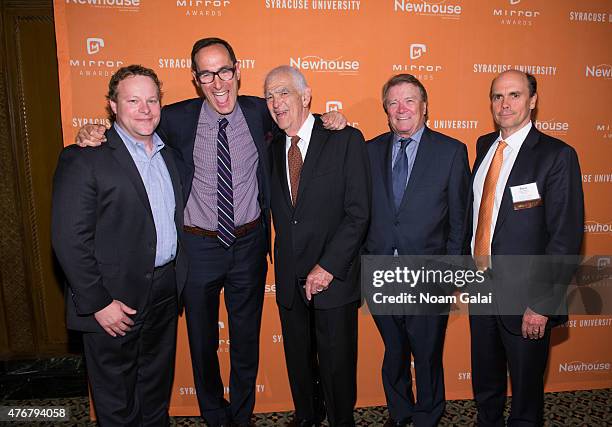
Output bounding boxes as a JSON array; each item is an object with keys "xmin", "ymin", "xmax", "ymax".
[{"xmin": 53, "ymin": 0, "xmax": 612, "ymax": 415}]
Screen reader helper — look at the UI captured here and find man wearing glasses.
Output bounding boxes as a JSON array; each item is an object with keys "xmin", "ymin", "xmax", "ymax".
[{"xmin": 78, "ymin": 38, "xmax": 344, "ymax": 427}]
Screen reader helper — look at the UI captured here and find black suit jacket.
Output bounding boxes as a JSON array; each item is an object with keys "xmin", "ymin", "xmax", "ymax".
[
  {"xmin": 52, "ymin": 127, "xmax": 187, "ymax": 332},
  {"xmin": 365, "ymin": 127, "xmax": 470, "ymax": 256},
  {"xmin": 464, "ymin": 126, "xmax": 584, "ymax": 331},
  {"xmin": 157, "ymin": 95, "xmax": 275, "ymax": 251},
  {"xmin": 270, "ymin": 117, "xmax": 371, "ymax": 310}
]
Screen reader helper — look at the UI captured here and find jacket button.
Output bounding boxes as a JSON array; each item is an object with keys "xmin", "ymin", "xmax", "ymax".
[
  {"xmin": 145, "ymin": 273, "xmax": 152, "ymax": 280},
  {"xmin": 293, "ymin": 220, "xmax": 298, "ymax": 225}
]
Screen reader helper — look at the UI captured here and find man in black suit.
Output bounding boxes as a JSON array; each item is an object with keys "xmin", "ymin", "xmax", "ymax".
[
  {"xmin": 76, "ymin": 38, "xmax": 345, "ymax": 427},
  {"xmin": 466, "ymin": 70, "xmax": 584, "ymax": 426},
  {"xmin": 365, "ymin": 74, "xmax": 470, "ymax": 427},
  {"xmin": 52, "ymin": 65, "xmax": 187, "ymax": 426},
  {"xmin": 264, "ymin": 65, "xmax": 371, "ymax": 427}
]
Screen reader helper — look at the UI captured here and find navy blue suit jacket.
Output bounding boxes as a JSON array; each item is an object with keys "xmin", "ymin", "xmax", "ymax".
[
  {"xmin": 52, "ymin": 127, "xmax": 187, "ymax": 332},
  {"xmin": 157, "ymin": 95, "xmax": 275, "ymax": 251},
  {"xmin": 365, "ymin": 127, "xmax": 470, "ymax": 256},
  {"xmin": 464, "ymin": 126, "xmax": 584, "ymax": 331}
]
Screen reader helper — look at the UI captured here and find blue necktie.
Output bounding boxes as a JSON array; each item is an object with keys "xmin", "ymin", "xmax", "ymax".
[
  {"xmin": 216, "ymin": 118, "xmax": 235, "ymax": 248},
  {"xmin": 392, "ymin": 137, "xmax": 411, "ymax": 210}
]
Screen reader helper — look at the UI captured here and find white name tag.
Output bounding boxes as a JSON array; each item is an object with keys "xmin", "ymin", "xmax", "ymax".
[{"xmin": 510, "ymin": 182, "xmax": 542, "ymax": 210}]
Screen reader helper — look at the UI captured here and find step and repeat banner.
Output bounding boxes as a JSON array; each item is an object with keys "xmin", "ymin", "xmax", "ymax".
[{"xmin": 54, "ymin": 0, "xmax": 611, "ymax": 415}]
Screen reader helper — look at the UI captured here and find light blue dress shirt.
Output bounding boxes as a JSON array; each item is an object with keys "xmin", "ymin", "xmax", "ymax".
[{"xmin": 114, "ymin": 123, "xmax": 177, "ymax": 267}]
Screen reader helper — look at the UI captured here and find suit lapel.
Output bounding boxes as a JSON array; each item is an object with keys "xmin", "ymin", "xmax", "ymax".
[
  {"xmin": 493, "ymin": 127, "xmax": 541, "ymax": 239},
  {"xmin": 381, "ymin": 133, "xmax": 395, "ymax": 211},
  {"xmin": 295, "ymin": 120, "xmax": 328, "ymax": 210},
  {"xmin": 107, "ymin": 128, "xmax": 153, "ymax": 218}
]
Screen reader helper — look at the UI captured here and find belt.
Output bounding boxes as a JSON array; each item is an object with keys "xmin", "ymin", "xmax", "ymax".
[{"xmin": 184, "ymin": 216, "xmax": 260, "ymax": 239}]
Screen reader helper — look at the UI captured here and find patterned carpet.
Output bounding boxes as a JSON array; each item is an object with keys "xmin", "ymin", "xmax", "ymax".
[{"xmin": 1, "ymin": 389, "xmax": 610, "ymax": 426}]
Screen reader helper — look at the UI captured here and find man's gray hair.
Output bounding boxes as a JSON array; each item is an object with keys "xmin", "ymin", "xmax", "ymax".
[{"xmin": 264, "ymin": 65, "xmax": 308, "ymax": 94}]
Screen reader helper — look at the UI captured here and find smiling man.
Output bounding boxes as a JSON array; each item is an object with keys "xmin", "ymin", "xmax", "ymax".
[
  {"xmin": 365, "ymin": 74, "xmax": 469, "ymax": 427},
  {"xmin": 52, "ymin": 65, "xmax": 187, "ymax": 426},
  {"xmin": 265, "ymin": 65, "xmax": 371, "ymax": 427}
]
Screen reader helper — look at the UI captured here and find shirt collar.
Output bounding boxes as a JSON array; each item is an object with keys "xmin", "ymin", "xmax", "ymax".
[
  {"xmin": 497, "ymin": 121, "xmax": 532, "ymax": 152},
  {"xmin": 201, "ymin": 99, "xmax": 242, "ymax": 130},
  {"xmin": 286, "ymin": 113, "xmax": 315, "ymax": 145},
  {"xmin": 114, "ymin": 122, "xmax": 164, "ymax": 156},
  {"xmin": 393, "ymin": 125, "xmax": 425, "ymax": 146}
]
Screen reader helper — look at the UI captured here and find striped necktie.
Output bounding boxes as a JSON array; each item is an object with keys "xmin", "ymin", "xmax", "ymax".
[{"xmin": 216, "ymin": 117, "xmax": 235, "ymax": 248}]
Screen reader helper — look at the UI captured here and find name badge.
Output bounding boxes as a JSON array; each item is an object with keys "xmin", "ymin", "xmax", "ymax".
[{"xmin": 510, "ymin": 182, "xmax": 542, "ymax": 210}]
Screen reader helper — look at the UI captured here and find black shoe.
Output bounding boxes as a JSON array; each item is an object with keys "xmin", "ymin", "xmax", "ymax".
[
  {"xmin": 383, "ymin": 417, "xmax": 412, "ymax": 427},
  {"xmin": 286, "ymin": 417, "xmax": 321, "ymax": 427}
]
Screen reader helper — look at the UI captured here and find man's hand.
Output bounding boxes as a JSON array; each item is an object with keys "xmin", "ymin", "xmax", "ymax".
[
  {"xmin": 75, "ymin": 124, "xmax": 108, "ymax": 147},
  {"xmin": 321, "ymin": 110, "xmax": 347, "ymax": 130},
  {"xmin": 305, "ymin": 264, "xmax": 334, "ymax": 301},
  {"xmin": 521, "ymin": 307, "xmax": 548, "ymax": 339},
  {"xmin": 94, "ymin": 300, "xmax": 137, "ymax": 337}
]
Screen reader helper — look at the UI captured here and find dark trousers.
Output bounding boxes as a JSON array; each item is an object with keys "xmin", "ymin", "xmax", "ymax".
[
  {"xmin": 183, "ymin": 224, "xmax": 267, "ymax": 426},
  {"xmin": 469, "ymin": 315, "xmax": 551, "ymax": 427},
  {"xmin": 83, "ymin": 262, "xmax": 178, "ymax": 427},
  {"xmin": 373, "ymin": 314, "xmax": 448, "ymax": 427},
  {"xmin": 279, "ymin": 299, "xmax": 359, "ymax": 427}
]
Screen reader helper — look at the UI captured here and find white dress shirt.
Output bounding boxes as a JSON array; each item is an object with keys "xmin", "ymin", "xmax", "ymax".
[
  {"xmin": 285, "ymin": 113, "xmax": 315, "ymax": 201},
  {"xmin": 471, "ymin": 121, "xmax": 533, "ymax": 255}
]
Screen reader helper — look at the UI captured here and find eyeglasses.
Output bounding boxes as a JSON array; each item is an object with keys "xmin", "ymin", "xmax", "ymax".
[{"xmin": 194, "ymin": 66, "xmax": 236, "ymax": 84}]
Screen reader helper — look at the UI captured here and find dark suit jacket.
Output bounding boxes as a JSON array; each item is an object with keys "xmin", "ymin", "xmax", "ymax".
[
  {"xmin": 270, "ymin": 117, "xmax": 371, "ymax": 310},
  {"xmin": 365, "ymin": 127, "xmax": 470, "ymax": 256},
  {"xmin": 52, "ymin": 127, "xmax": 187, "ymax": 332},
  {"xmin": 464, "ymin": 126, "xmax": 584, "ymax": 331},
  {"xmin": 157, "ymin": 95, "xmax": 274, "ymax": 251}
]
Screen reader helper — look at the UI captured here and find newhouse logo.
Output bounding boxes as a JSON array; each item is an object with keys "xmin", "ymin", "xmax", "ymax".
[
  {"xmin": 66, "ymin": 0, "xmax": 140, "ymax": 11},
  {"xmin": 585, "ymin": 64, "xmax": 612, "ymax": 79},
  {"xmin": 584, "ymin": 221, "xmax": 612, "ymax": 234},
  {"xmin": 289, "ymin": 56, "xmax": 360, "ymax": 75},
  {"xmin": 559, "ymin": 361, "xmax": 611, "ymax": 373},
  {"xmin": 394, "ymin": 0, "xmax": 462, "ymax": 19},
  {"xmin": 534, "ymin": 119, "xmax": 569, "ymax": 135}
]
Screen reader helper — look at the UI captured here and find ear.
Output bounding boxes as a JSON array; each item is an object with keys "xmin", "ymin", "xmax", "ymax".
[
  {"xmin": 529, "ymin": 93, "xmax": 538, "ymax": 110},
  {"xmin": 235, "ymin": 61, "xmax": 241, "ymax": 81},
  {"xmin": 109, "ymin": 100, "xmax": 117, "ymax": 115},
  {"xmin": 302, "ymin": 87, "xmax": 312, "ymax": 107}
]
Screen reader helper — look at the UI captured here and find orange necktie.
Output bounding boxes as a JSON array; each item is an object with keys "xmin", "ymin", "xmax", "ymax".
[
  {"xmin": 288, "ymin": 135, "xmax": 303, "ymax": 206},
  {"xmin": 474, "ymin": 140, "xmax": 507, "ymax": 269}
]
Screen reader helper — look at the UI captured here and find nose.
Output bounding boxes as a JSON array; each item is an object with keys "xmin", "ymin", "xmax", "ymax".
[
  {"xmin": 397, "ymin": 101, "xmax": 408, "ymax": 113},
  {"xmin": 139, "ymin": 101, "xmax": 150, "ymax": 114},
  {"xmin": 272, "ymin": 94, "xmax": 281, "ymax": 110},
  {"xmin": 212, "ymin": 74, "xmax": 223, "ymax": 89}
]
